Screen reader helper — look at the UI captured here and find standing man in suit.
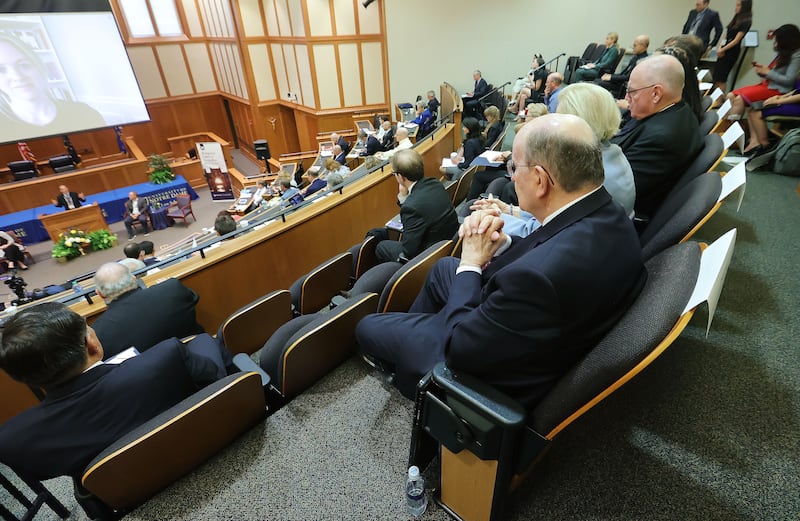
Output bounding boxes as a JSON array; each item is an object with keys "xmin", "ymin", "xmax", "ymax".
[
  {"xmin": 51, "ymin": 184, "xmax": 85, "ymax": 210},
  {"xmin": 124, "ymin": 191, "xmax": 150, "ymax": 240},
  {"xmin": 595, "ymin": 35, "xmax": 650, "ymax": 97},
  {"xmin": 464, "ymin": 69, "xmax": 489, "ymax": 119},
  {"xmin": 357, "ymin": 114, "xmax": 645, "ymax": 403},
  {"xmin": 426, "ymin": 90, "xmax": 440, "ymax": 117},
  {"xmin": 0, "ymin": 301, "xmax": 229, "ymax": 480},
  {"xmin": 682, "ymin": 0, "xmax": 723, "ymax": 53},
  {"xmin": 612, "ymin": 54, "xmax": 703, "ymax": 219},
  {"xmin": 373, "ymin": 148, "xmax": 458, "ymax": 263},
  {"xmin": 91, "ymin": 262, "xmax": 205, "ymax": 359}
]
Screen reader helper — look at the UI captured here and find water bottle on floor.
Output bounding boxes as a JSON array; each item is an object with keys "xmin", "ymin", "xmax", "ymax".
[{"xmin": 406, "ymin": 465, "xmax": 427, "ymax": 517}]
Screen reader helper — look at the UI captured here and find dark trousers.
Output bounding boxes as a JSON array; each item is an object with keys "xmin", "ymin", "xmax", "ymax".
[{"xmin": 124, "ymin": 213, "xmax": 149, "ymax": 237}]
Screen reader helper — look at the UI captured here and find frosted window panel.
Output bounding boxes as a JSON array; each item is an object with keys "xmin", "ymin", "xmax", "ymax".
[
  {"xmin": 283, "ymin": 44, "xmax": 301, "ymax": 102},
  {"xmin": 338, "ymin": 43, "xmax": 361, "ymax": 106},
  {"xmin": 307, "ymin": 0, "xmax": 333, "ymax": 36},
  {"xmin": 185, "ymin": 43, "xmax": 217, "ymax": 92},
  {"xmin": 127, "ymin": 46, "xmax": 166, "ymax": 98},
  {"xmin": 120, "ymin": 0, "xmax": 155, "ymax": 37},
  {"xmin": 271, "ymin": 43, "xmax": 290, "ymax": 100},
  {"xmin": 152, "ymin": 0, "xmax": 183, "ymax": 36},
  {"xmin": 249, "ymin": 43, "xmax": 276, "ymax": 101},
  {"xmin": 313, "ymin": 44, "xmax": 341, "ymax": 109},
  {"xmin": 288, "ymin": 0, "xmax": 305, "ymax": 37},
  {"xmin": 361, "ymin": 42, "xmax": 384, "ymax": 104},
  {"xmin": 333, "ymin": 0, "xmax": 356, "ymax": 35},
  {"xmin": 181, "ymin": 0, "xmax": 204, "ymax": 36},
  {"xmin": 357, "ymin": 0, "xmax": 380, "ymax": 35},
  {"xmin": 157, "ymin": 45, "xmax": 193, "ymax": 96},
  {"xmin": 264, "ymin": 0, "xmax": 279, "ymax": 35},
  {"xmin": 275, "ymin": 0, "xmax": 293, "ymax": 37},
  {"xmin": 296, "ymin": 45, "xmax": 315, "ymax": 107},
  {"xmin": 239, "ymin": 0, "xmax": 265, "ymax": 37}
]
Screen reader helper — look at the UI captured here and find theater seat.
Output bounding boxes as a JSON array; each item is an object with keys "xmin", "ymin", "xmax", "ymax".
[
  {"xmin": 48, "ymin": 155, "xmax": 76, "ymax": 174},
  {"xmin": 408, "ymin": 239, "xmax": 734, "ymax": 521},
  {"xmin": 7, "ymin": 160, "xmax": 37, "ymax": 181},
  {"xmin": 79, "ymin": 371, "xmax": 266, "ymax": 518},
  {"xmin": 289, "ymin": 252, "xmax": 352, "ymax": 315},
  {"xmin": 216, "ymin": 289, "xmax": 293, "ymax": 355}
]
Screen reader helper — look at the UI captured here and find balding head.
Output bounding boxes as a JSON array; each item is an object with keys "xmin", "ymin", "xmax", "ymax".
[
  {"xmin": 395, "ymin": 127, "xmax": 409, "ymax": 141},
  {"xmin": 546, "ymin": 72, "xmax": 563, "ymax": 88},
  {"xmin": 633, "ymin": 35, "xmax": 650, "ymax": 53},
  {"xmin": 94, "ymin": 262, "xmax": 138, "ymax": 302},
  {"xmin": 626, "ymin": 54, "xmax": 685, "ymax": 120},
  {"xmin": 512, "ymin": 113, "xmax": 603, "ymax": 221}
]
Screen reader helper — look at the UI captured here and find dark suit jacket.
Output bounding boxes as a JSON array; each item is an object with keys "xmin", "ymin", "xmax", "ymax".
[
  {"xmin": 365, "ymin": 135, "xmax": 382, "ymax": 156},
  {"xmin": 473, "ymin": 78, "xmax": 489, "ymax": 99},
  {"xmin": 381, "ymin": 127, "xmax": 395, "ymax": 151},
  {"xmin": 55, "ymin": 192, "xmax": 85, "ymax": 210},
  {"xmin": 304, "ymin": 177, "xmax": 327, "ymax": 197},
  {"xmin": 609, "ymin": 51, "xmax": 648, "ymax": 83},
  {"xmin": 459, "ymin": 136, "xmax": 486, "ymax": 169},
  {"xmin": 124, "ymin": 196, "xmax": 150, "ymax": 216},
  {"xmin": 484, "ymin": 121, "xmax": 504, "ymax": 146},
  {"xmin": 611, "ymin": 102, "xmax": 703, "ymax": 218},
  {"xmin": 92, "ymin": 278, "xmax": 204, "ymax": 359},
  {"xmin": 399, "ymin": 177, "xmax": 459, "ymax": 259},
  {"xmin": 334, "ymin": 152, "xmax": 347, "ymax": 165},
  {"xmin": 335, "ymin": 136, "xmax": 351, "ymax": 155},
  {"xmin": 0, "ymin": 335, "xmax": 225, "ymax": 480},
  {"xmin": 428, "ymin": 97, "xmax": 440, "ymax": 116},
  {"xmin": 682, "ymin": 8, "xmax": 723, "ymax": 48},
  {"xmin": 444, "ymin": 188, "xmax": 644, "ymax": 408}
]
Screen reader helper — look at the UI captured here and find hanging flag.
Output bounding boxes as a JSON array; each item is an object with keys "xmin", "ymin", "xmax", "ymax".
[
  {"xmin": 17, "ymin": 142, "xmax": 36, "ymax": 163},
  {"xmin": 62, "ymin": 135, "xmax": 81, "ymax": 164},
  {"xmin": 115, "ymin": 126, "xmax": 127, "ymax": 154}
]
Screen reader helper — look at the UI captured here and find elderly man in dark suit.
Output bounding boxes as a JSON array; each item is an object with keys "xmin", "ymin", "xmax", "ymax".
[
  {"xmin": 464, "ymin": 69, "xmax": 490, "ymax": 119},
  {"xmin": 682, "ymin": 0, "xmax": 723, "ymax": 52},
  {"xmin": 0, "ymin": 302, "xmax": 229, "ymax": 481},
  {"xmin": 51, "ymin": 184, "xmax": 85, "ymax": 210},
  {"xmin": 612, "ymin": 54, "xmax": 703, "ymax": 219},
  {"xmin": 595, "ymin": 34, "xmax": 650, "ymax": 97},
  {"xmin": 357, "ymin": 114, "xmax": 645, "ymax": 404},
  {"xmin": 91, "ymin": 262, "xmax": 205, "ymax": 359}
]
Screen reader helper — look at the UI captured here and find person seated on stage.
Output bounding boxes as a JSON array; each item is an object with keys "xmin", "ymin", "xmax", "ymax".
[
  {"xmin": 410, "ymin": 100, "xmax": 434, "ymax": 137},
  {"xmin": 0, "ymin": 230, "xmax": 28, "ymax": 271},
  {"xmin": 0, "ymin": 301, "xmax": 228, "ymax": 481},
  {"xmin": 544, "ymin": 72, "xmax": 564, "ymax": 113},
  {"xmin": 139, "ymin": 240, "xmax": 160, "ymax": 266},
  {"xmin": 439, "ymin": 117, "xmax": 485, "ymax": 180},
  {"xmin": 51, "ymin": 184, "xmax": 85, "ymax": 210},
  {"xmin": 369, "ymin": 149, "xmax": 458, "ymax": 264},
  {"xmin": 321, "ymin": 157, "xmax": 351, "ymax": 179},
  {"xmin": 332, "ymin": 144, "xmax": 347, "ymax": 165},
  {"xmin": 301, "ymin": 168, "xmax": 327, "ymax": 198},
  {"xmin": 464, "ymin": 69, "xmax": 490, "ymax": 119},
  {"xmin": 124, "ymin": 191, "xmax": 150, "ymax": 240},
  {"xmin": 572, "ymin": 32, "xmax": 622, "ymax": 83},
  {"xmin": 358, "ymin": 128, "xmax": 382, "ymax": 157},
  {"xmin": 611, "ymin": 54, "xmax": 703, "ymax": 220},
  {"xmin": 426, "ymin": 90, "xmax": 440, "ymax": 118},
  {"xmin": 377, "ymin": 127, "xmax": 412, "ymax": 160},
  {"xmin": 509, "ymin": 54, "xmax": 548, "ymax": 116},
  {"xmin": 330, "ymin": 132, "xmax": 351, "ymax": 155},
  {"xmin": 595, "ymin": 34, "xmax": 650, "ymax": 97},
  {"xmin": 356, "ymin": 113, "xmax": 645, "ymax": 403},
  {"xmin": 214, "ymin": 214, "xmax": 237, "ymax": 237}
]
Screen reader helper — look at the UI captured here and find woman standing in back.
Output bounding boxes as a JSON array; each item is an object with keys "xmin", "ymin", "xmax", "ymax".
[{"xmin": 712, "ymin": 0, "xmax": 752, "ymax": 94}]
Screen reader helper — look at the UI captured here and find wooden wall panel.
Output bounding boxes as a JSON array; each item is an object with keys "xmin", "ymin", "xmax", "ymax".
[
  {"xmin": 264, "ymin": 0, "xmax": 280, "ymax": 35},
  {"xmin": 157, "ymin": 45, "xmax": 195, "ymax": 97},
  {"xmin": 275, "ymin": 0, "xmax": 294, "ymax": 36},
  {"xmin": 333, "ymin": 0, "xmax": 357, "ymax": 35},
  {"xmin": 361, "ymin": 42, "xmax": 385, "ymax": 105},
  {"xmin": 271, "ymin": 43, "xmax": 290, "ymax": 100},
  {"xmin": 185, "ymin": 43, "xmax": 218, "ymax": 92},
  {"xmin": 313, "ymin": 44, "xmax": 340, "ymax": 109},
  {"xmin": 248, "ymin": 43, "xmax": 277, "ymax": 101},
  {"xmin": 295, "ymin": 44, "xmax": 316, "ymax": 109},
  {"xmin": 283, "ymin": 44, "xmax": 303, "ymax": 105},
  {"xmin": 127, "ymin": 46, "xmax": 168, "ymax": 99},
  {"xmin": 287, "ymin": 0, "xmax": 305, "ymax": 37},
  {"xmin": 239, "ymin": 0, "xmax": 265, "ymax": 36},
  {"xmin": 307, "ymin": 0, "xmax": 333, "ymax": 36},
  {"xmin": 339, "ymin": 43, "xmax": 362, "ymax": 107},
  {"xmin": 228, "ymin": 98, "xmax": 255, "ymax": 150},
  {"xmin": 181, "ymin": 0, "xmax": 205, "ymax": 37},
  {"xmin": 357, "ymin": 0, "xmax": 381, "ymax": 34}
]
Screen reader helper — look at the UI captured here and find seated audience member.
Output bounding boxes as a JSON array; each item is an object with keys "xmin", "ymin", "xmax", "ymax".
[
  {"xmin": 301, "ymin": 168, "xmax": 327, "ymax": 197},
  {"xmin": 277, "ymin": 178, "xmax": 300, "ymax": 205},
  {"xmin": 322, "ymin": 157, "xmax": 351, "ymax": 179},
  {"xmin": 439, "ymin": 117, "xmax": 485, "ymax": 180},
  {"xmin": 611, "ymin": 54, "xmax": 702, "ymax": 219},
  {"xmin": 377, "ymin": 127, "xmax": 412, "ymax": 160},
  {"xmin": 473, "ymin": 82, "xmax": 636, "ymax": 235},
  {"xmin": 371, "ymin": 149, "xmax": 458, "ymax": 263},
  {"xmin": 515, "ymin": 102, "xmax": 549, "ymax": 133},
  {"xmin": 0, "ymin": 230, "xmax": 28, "ymax": 270},
  {"xmin": 123, "ymin": 191, "xmax": 150, "ymax": 240},
  {"xmin": 0, "ymin": 302, "xmax": 228, "ymax": 480},
  {"xmin": 482, "ymin": 105, "xmax": 504, "ymax": 146},
  {"xmin": 509, "ymin": 54, "xmax": 547, "ymax": 115},
  {"xmin": 664, "ymin": 33, "xmax": 706, "ymax": 68},
  {"xmin": 378, "ymin": 119, "xmax": 395, "ymax": 151},
  {"xmin": 729, "ymin": 24, "xmax": 800, "ymax": 122},
  {"xmin": 464, "ymin": 69, "xmax": 490, "ymax": 119},
  {"xmin": 745, "ymin": 83, "xmax": 800, "ymax": 157},
  {"xmin": 595, "ymin": 35, "xmax": 650, "ymax": 97},
  {"xmin": 139, "ymin": 240, "xmax": 160, "ymax": 266},
  {"xmin": 214, "ymin": 214, "xmax": 237, "ymax": 236},
  {"xmin": 120, "ymin": 242, "xmax": 146, "ymax": 272},
  {"xmin": 410, "ymin": 100, "xmax": 434, "ymax": 137},
  {"xmin": 330, "ymin": 132, "xmax": 350, "ymax": 155},
  {"xmin": 426, "ymin": 90, "xmax": 440, "ymax": 117},
  {"xmin": 332, "ymin": 144, "xmax": 347, "ymax": 165},
  {"xmin": 659, "ymin": 45, "xmax": 704, "ymax": 122},
  {"xmin": 359, "ymin": 129, "xmax": 382, "ymax": 156},
  {"xmin": 92, "ymin": 262, "xmax": 205, "ymax": 358},
  {"xmin": 326, "ymin": 172, "xmax": 345, "ymax": 189},
  {"xmin": 544, "ymin": 72, "xmax": 564, "ymax": 113},
  {"xmin": 356, "ymin": 114, "xmax": 645, "ymax": 403},
  {"xmin": 248, "ymin": 180, "xmax": 270, "ymax": 211},
  {"xmin": 572, "ymin": 32, "xmax": 622, "ymax": 82}
]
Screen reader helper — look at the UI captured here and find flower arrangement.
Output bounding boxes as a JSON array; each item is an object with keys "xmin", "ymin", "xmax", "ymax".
[
  {"xmin": 51, "ymin": 229, "xmax": 117, "ymax": 259},
  {"xmin": 148, "ymin": 154, "xmax": 175, "ymax": 185}
]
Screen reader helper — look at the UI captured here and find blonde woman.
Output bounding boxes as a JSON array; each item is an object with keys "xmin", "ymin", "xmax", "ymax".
[{"xmin": 572, "ymin": 32, "xmax": 621, "ymax": 82}]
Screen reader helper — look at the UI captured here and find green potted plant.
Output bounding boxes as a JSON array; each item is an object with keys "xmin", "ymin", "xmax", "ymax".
[
  {"xmin": 88, "ymin": 229, "xmax": 118, "ymax": 250},
  {"xmin": 148, "ymin": 154, "xmax": 175, "ymax": 184},
  {"xmin": 51, "ymin": 229, "xmax": 91, "ymax": 261}
]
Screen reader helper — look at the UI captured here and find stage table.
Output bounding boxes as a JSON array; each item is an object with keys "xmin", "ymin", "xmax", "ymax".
[{"xmin": 0, "ymin": 176, "xmax": 197, "ymax": 244}]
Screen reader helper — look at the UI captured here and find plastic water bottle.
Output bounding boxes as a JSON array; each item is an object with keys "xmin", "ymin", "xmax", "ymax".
[
  {"xmin": 72, "ymin": 282, "xmax": 82, "ymax": 294},
  {"xmin": 406, "ymin": 465, "xmax": 427, "ymax": 517}
]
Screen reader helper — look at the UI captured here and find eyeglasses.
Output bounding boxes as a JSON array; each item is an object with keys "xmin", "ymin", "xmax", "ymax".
[
  {"xmin": 625, "ymin": 84, "xmax": 657, "ymax": 96},
  {"xmin": 510, "ymin": 162, "xmax": 555, "ymax": 186}
]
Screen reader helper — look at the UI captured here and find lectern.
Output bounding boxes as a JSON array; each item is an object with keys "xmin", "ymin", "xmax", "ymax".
[{"xmin": 39, "ymin": 203, "xmax": 108, "ymax": 243}]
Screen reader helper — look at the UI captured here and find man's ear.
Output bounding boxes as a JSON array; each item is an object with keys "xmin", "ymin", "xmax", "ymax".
[{"xmin": 85, "ymin": 327, "xmax": 104, "ymax": 361}]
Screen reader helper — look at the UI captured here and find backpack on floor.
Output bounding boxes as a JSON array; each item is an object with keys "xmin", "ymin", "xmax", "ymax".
[{"xmin": 772, "ymin": 128, "xmax": 800, "ymax": 176}]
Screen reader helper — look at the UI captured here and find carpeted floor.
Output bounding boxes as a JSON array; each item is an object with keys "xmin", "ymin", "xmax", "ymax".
[{"xmin": 2, "ymin": 138, "xmax": 799, "ymax": 520}]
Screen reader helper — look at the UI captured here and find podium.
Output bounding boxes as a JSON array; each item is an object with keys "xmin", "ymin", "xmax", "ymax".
[{"xmin": 38, "ymin": 204, "xmax": 109, "ymax": 243}]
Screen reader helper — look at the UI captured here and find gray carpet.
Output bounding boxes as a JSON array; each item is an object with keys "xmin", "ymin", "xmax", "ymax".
[{"xmin": 2, "ymin": 151, "xmax": 800, "ymax": 519}]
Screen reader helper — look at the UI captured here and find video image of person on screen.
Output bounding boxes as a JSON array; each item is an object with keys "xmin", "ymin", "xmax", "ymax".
[{"xmin": 0, "ymin": 34, "xmax": 105, "ymax": 142}]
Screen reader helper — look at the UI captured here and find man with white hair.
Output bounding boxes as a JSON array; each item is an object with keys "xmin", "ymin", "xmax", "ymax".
[
  {"xmin": 612, "ymin": 54, "xmax": 702, "ymax": 219},
  {"xmin": 377, "ymin": 126, "xmax": 412, "ymax": 160},
  {"xmin": 91, "ymin": 262, "xmax": 204, "ymax": 358}
]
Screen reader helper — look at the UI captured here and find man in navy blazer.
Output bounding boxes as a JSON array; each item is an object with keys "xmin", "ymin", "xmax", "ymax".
[
  {"xmin": 682, "ymin": 0, "xmax": 723, "ymax": 51},
  {"xmin": 464, "ymin": 69, "xmax": 490, "ymax": 118},
  {"xmin": 357, "ymin": 114, "xmax": 645, "ymax": 405},
  {"xmin": 0, "ymin": 302, "xmax": 230, "ymax": 480}
]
